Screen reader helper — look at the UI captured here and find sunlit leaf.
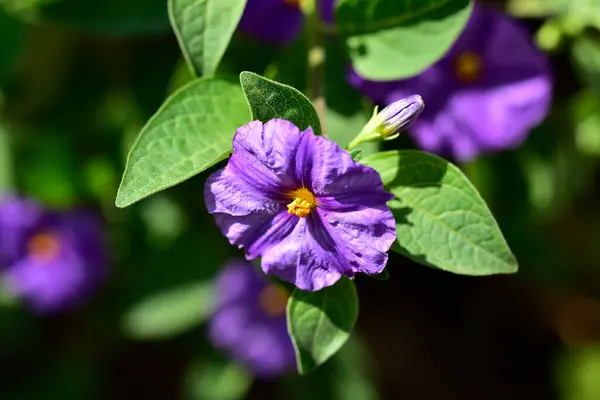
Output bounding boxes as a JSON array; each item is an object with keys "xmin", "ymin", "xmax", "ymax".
[
  {"xmin": 116, "ymin": 77, "xmax": 250, "ymax": 208},
  {"xmin": 337, "ymin": 0, "xmax": 473, "ymax": 80},
  {"xmin": 169, "ymin": 0, "xmax": 246, "ymax": 77},
  {"xmin": 363, "ymin": 150, "xmax": 518, "ymax": 275},
  {"xmin": 287, "ymin": 279, "xmax": 358, "ymax": 374}
]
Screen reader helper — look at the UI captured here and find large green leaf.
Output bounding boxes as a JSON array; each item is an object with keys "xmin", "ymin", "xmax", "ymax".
[
  {"xmin": 42, "ymin": 0, "xmax": 170, "ymax": 35},
  {"xmin": 169, "ymin": 0, "xmax": 246, "ymax": 77},
  {"xmin": 116, "ymin": 77, "xmax": 250, "ymax": 208},
  {"xmin": 122, "ymin": 281, "xmax": 215, "ymax": 340},
  {"xmin": 363, "ymin": 150, "xmax": 518, "ymax": 275},
  {"xmin": 287, "ymin": 279, "xmax": 358, "ymax": 374},
  {"xmin": 239, "ymin": 71, "xmax": 322, "ymax": 135},
  {"xmin": 337, "ymin": 0, "xmax": 473, "ymax": 81}
]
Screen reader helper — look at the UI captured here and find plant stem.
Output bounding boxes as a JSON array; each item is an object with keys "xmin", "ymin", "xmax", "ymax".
[{"xmin": 303, "ymin": 0, "xmax": 326, "ymax": 133}]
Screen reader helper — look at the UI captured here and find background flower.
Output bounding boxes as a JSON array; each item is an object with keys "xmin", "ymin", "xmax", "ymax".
[
  {"xmin": 205, "ymin": 119, "xmax": 396, "ymax": 291},
  {"xmin": 209, "ymin": 260, "xmax": 295, "ymax": 378},
  {"xmin": 348, "ymin": 5, "xmax": 552, "ymax": 162},
  {"xmin": 238, "ymin": 0, "xmax": 336, "ymax": 45},
  {"xmin": 0, "ymin": 196, "xmax": 108, "ymax": 314}
]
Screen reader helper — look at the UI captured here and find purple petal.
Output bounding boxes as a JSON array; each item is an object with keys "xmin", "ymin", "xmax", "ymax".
[
  {"xmin": 316, "ymin": 164, "xmax": 394, "ymax": 211},
  {"xmin": 205, "ymin": 167, "xmax": 286, "ymax": 217},
  {"xmin": 209, "ymin": 260, "xmax": 295, "ymax": 378},
  {"xmin": 214, "ymin": 260, "xmax": 265, "ymax": 306},
  {"xmin": 260, "ymin": 217, "xmax": 343, "ymax": 291},
  {"xmin": 238, "ymin": 0, "xmax": 304, "ymax": 45},
  {"xmin": 449, "ymin": 78, "xmax": 552, "ymax": 152},
  {"xmin": 231, "ymin": 119, "xmax": 303, "ymax": 192},
  {"xmin": 0, "ymin": 196, "xmax": 44, "ymax": 267},
  {"xmin": 320, "ymin": 0, "xmax": 336, "ymax": 23}
]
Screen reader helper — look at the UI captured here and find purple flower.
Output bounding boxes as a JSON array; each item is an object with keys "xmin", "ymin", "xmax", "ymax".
[
  {"xmin": 238, "ymin": 0, "xmax": 336, "ymax": 45},
  {"xmin": 209, "ymin": 260, "xmax": 295, "ymax": 378},
  {"xmin": 348, "ymin": 5, "xmax": 552, "ymax": 162},
  {"xmin": 205, "ymin": 119, "xmax": 396, "ymax": 291},
  {"xmin": 0, "ymin": 196, "xmax": 108, "ymax": 314}
]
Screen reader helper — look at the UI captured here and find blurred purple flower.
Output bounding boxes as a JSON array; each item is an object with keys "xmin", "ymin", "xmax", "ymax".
[
  {"xmin": 238, "ymin": 0, "xmax": 336, "ymax": 45},
  {"xmin": 205, "ymin": 119, "xmax": 396, "ymax": 291},
  {"xmin": 209, "ymin": 260, "xmax": 295, "ymax": 378},
  {"xmin": 348, "ymin": 5, "xmax": 552, "ymax": 162},
  {"xmin": 0, "ymin": 195, "xmax": 108, "ymax": 314}
]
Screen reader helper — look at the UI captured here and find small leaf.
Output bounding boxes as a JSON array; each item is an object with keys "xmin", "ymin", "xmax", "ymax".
[
  {"xmin": 239, "ymin": 71, "xmax": 322, "ymax": 134},
  {"xmin": 287, "ymin": 279, "xmax": 358, "ymax": 374},
  {"xmin": 349, "ymin": 148, "xmax": 363, "ymax": 161},
  {"xmin": 116, "ymin": 77, "xmax": 250, "ymax": 208},
  {"xmin": 122, "ymin": 281, "xmax": 215, "ymax": 340},
  {"xmin": 184, "ymin": 358, "xmax": 252, "ymax": 400},
  {"xmin": 337, "ymin": 0, "xmax": 473, "ymax": 80},
  {"xmin": 363, "ymin": 150, "xmax": 518, "ymax": 275},
  {"xmin": 169, "ymin": 0, "xmax": 247, "ymax": 77}
]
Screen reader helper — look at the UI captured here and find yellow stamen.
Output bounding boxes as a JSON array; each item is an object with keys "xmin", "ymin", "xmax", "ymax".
[
  {"xmin": 28, "ymin": 232, "xmax": 60, "ymax": 261},
  {"xmin": 286, "ymin": 187, "xmax": 316, "ymax": 218},
  {"xmin": 454, "ymin": 51, "xmax": 482, "ymax": 84},
  {"xmin": 258, "ymin": 284, "xmax": 290, "ymax": 317}
]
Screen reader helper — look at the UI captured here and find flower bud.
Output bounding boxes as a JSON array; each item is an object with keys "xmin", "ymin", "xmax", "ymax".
[
  {"xmin": 378, "ymin": 95, "xmax": 424, "ymax": 138},
  {"xmin": 347, "ymin": 94, "xmax": 424, "ymax": 150}
]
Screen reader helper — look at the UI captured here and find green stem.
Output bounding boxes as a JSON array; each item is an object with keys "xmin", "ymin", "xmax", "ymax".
[{"xmin": 303, "ymin": 0, "xmax": 326, "ymax": 132}]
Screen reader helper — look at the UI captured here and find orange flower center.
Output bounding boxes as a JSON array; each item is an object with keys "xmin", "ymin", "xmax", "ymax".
[
  {"xmin": 286, "ymin": 187, "xmax": 316, "ymax": 218},
  {"xmin": 258, "ymin": 284, "xmax": 290, "ymax": 317},
  {"xmin": 454, "ymin": 51, "xmax": 482, "ymax": 84},
  {"xmin": 283, "ymin": 0, "xmax": 301, "ymax": 7},
  {"xmin": 28, "ymin": 232, "xmax": 60, "ymax": 261}
]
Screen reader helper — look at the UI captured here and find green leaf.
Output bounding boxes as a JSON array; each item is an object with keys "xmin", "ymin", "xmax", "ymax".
[
  {"xmin": 349, "ymin": 148, "xmax": 363, "ymax": 162},
  {"xmin": 239, "ymin": 71, "xmax": 322, "ymax": 135},
  {"xmin": 184, "ymin": 358, "xmax": 252, "ymax": 400},
  {"xmin": 287, "ymin": 279, "xmax": 358, "ymax": 374},
  {"xmin": 116, "ymin": 77, "xmax": 250, "ymax": 208},
  {"xmin": 169, "ymin": 0, "xmax": 247, "ymax": 77},
  {"xmin": 122, "ymin": 281, "xmax": 215, "ymax": 340},
  {"xmin": 337, "ymin": 0, "xmax": 473, "ymax": 80},
  {"xmin": 42, "ymin": 0, "xmax": 170, "ymax": 35},
  {"xmin": 363, "ymin": 150, "xmax": 518, "ymax": 275}
]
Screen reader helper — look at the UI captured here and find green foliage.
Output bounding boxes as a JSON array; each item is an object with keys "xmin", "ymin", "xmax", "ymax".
[
  {"xmin": 0, "ymin": 124, "xmax": 13, "ymax": 191},
  {"xmin": 363, "ymin": 150, "xmax": 518, "ymax": 275},
  {"xmin": 0, "ymin": 10, "xmax": 23, "ymax": 83},
  {"xmin": 337, "ymin": 0, "xmax": 473, "ymax": 80},
  {"xmin": 169, "ymin": 0, "xmax": 247, "ymax": 77},
  {"xmin": 184, "ymin": 357, "xmax": 252, "ymax": 400},
  {"xmin": 287, "ymin": 279, "xmax": 359, "ymax": 374},
  {"xmin": 116, "ymin": 77, "xmax": 250, "ymax": 208},
  {"xmin": 240, "ymin": 71, "xmax": 322, "ymax": 135},
  {"xmin": 42, "ymin": 0, "xmax": 170, "ymax": 35},
  {"xmin": 121, "ymin": 281, "xmax": 214, "ymax": 340}
]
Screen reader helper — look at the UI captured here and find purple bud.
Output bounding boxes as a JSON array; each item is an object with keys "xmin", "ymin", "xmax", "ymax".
[{"xmin": 378, "ymin": 94, "xmax": 424, "ymax": 137}]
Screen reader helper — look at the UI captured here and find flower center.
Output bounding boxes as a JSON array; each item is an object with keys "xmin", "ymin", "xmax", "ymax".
[
  {"xmin": 283, "ymin": 0, "xmax": 301, "ymax": 7},
  {"xmin": 27, "ymin": 232, "xmax": 60, "ymax": 261},
  {"xmin": 258, "ymin": 284, "xmax": 290, "ymax": 317},
  {"xmin": 286, "ymin": 187, "xmax": 316, "ymax": 218},
  {"xmin": 454, "ymin": 51, "xmax": 482, "ymax": 84}
]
